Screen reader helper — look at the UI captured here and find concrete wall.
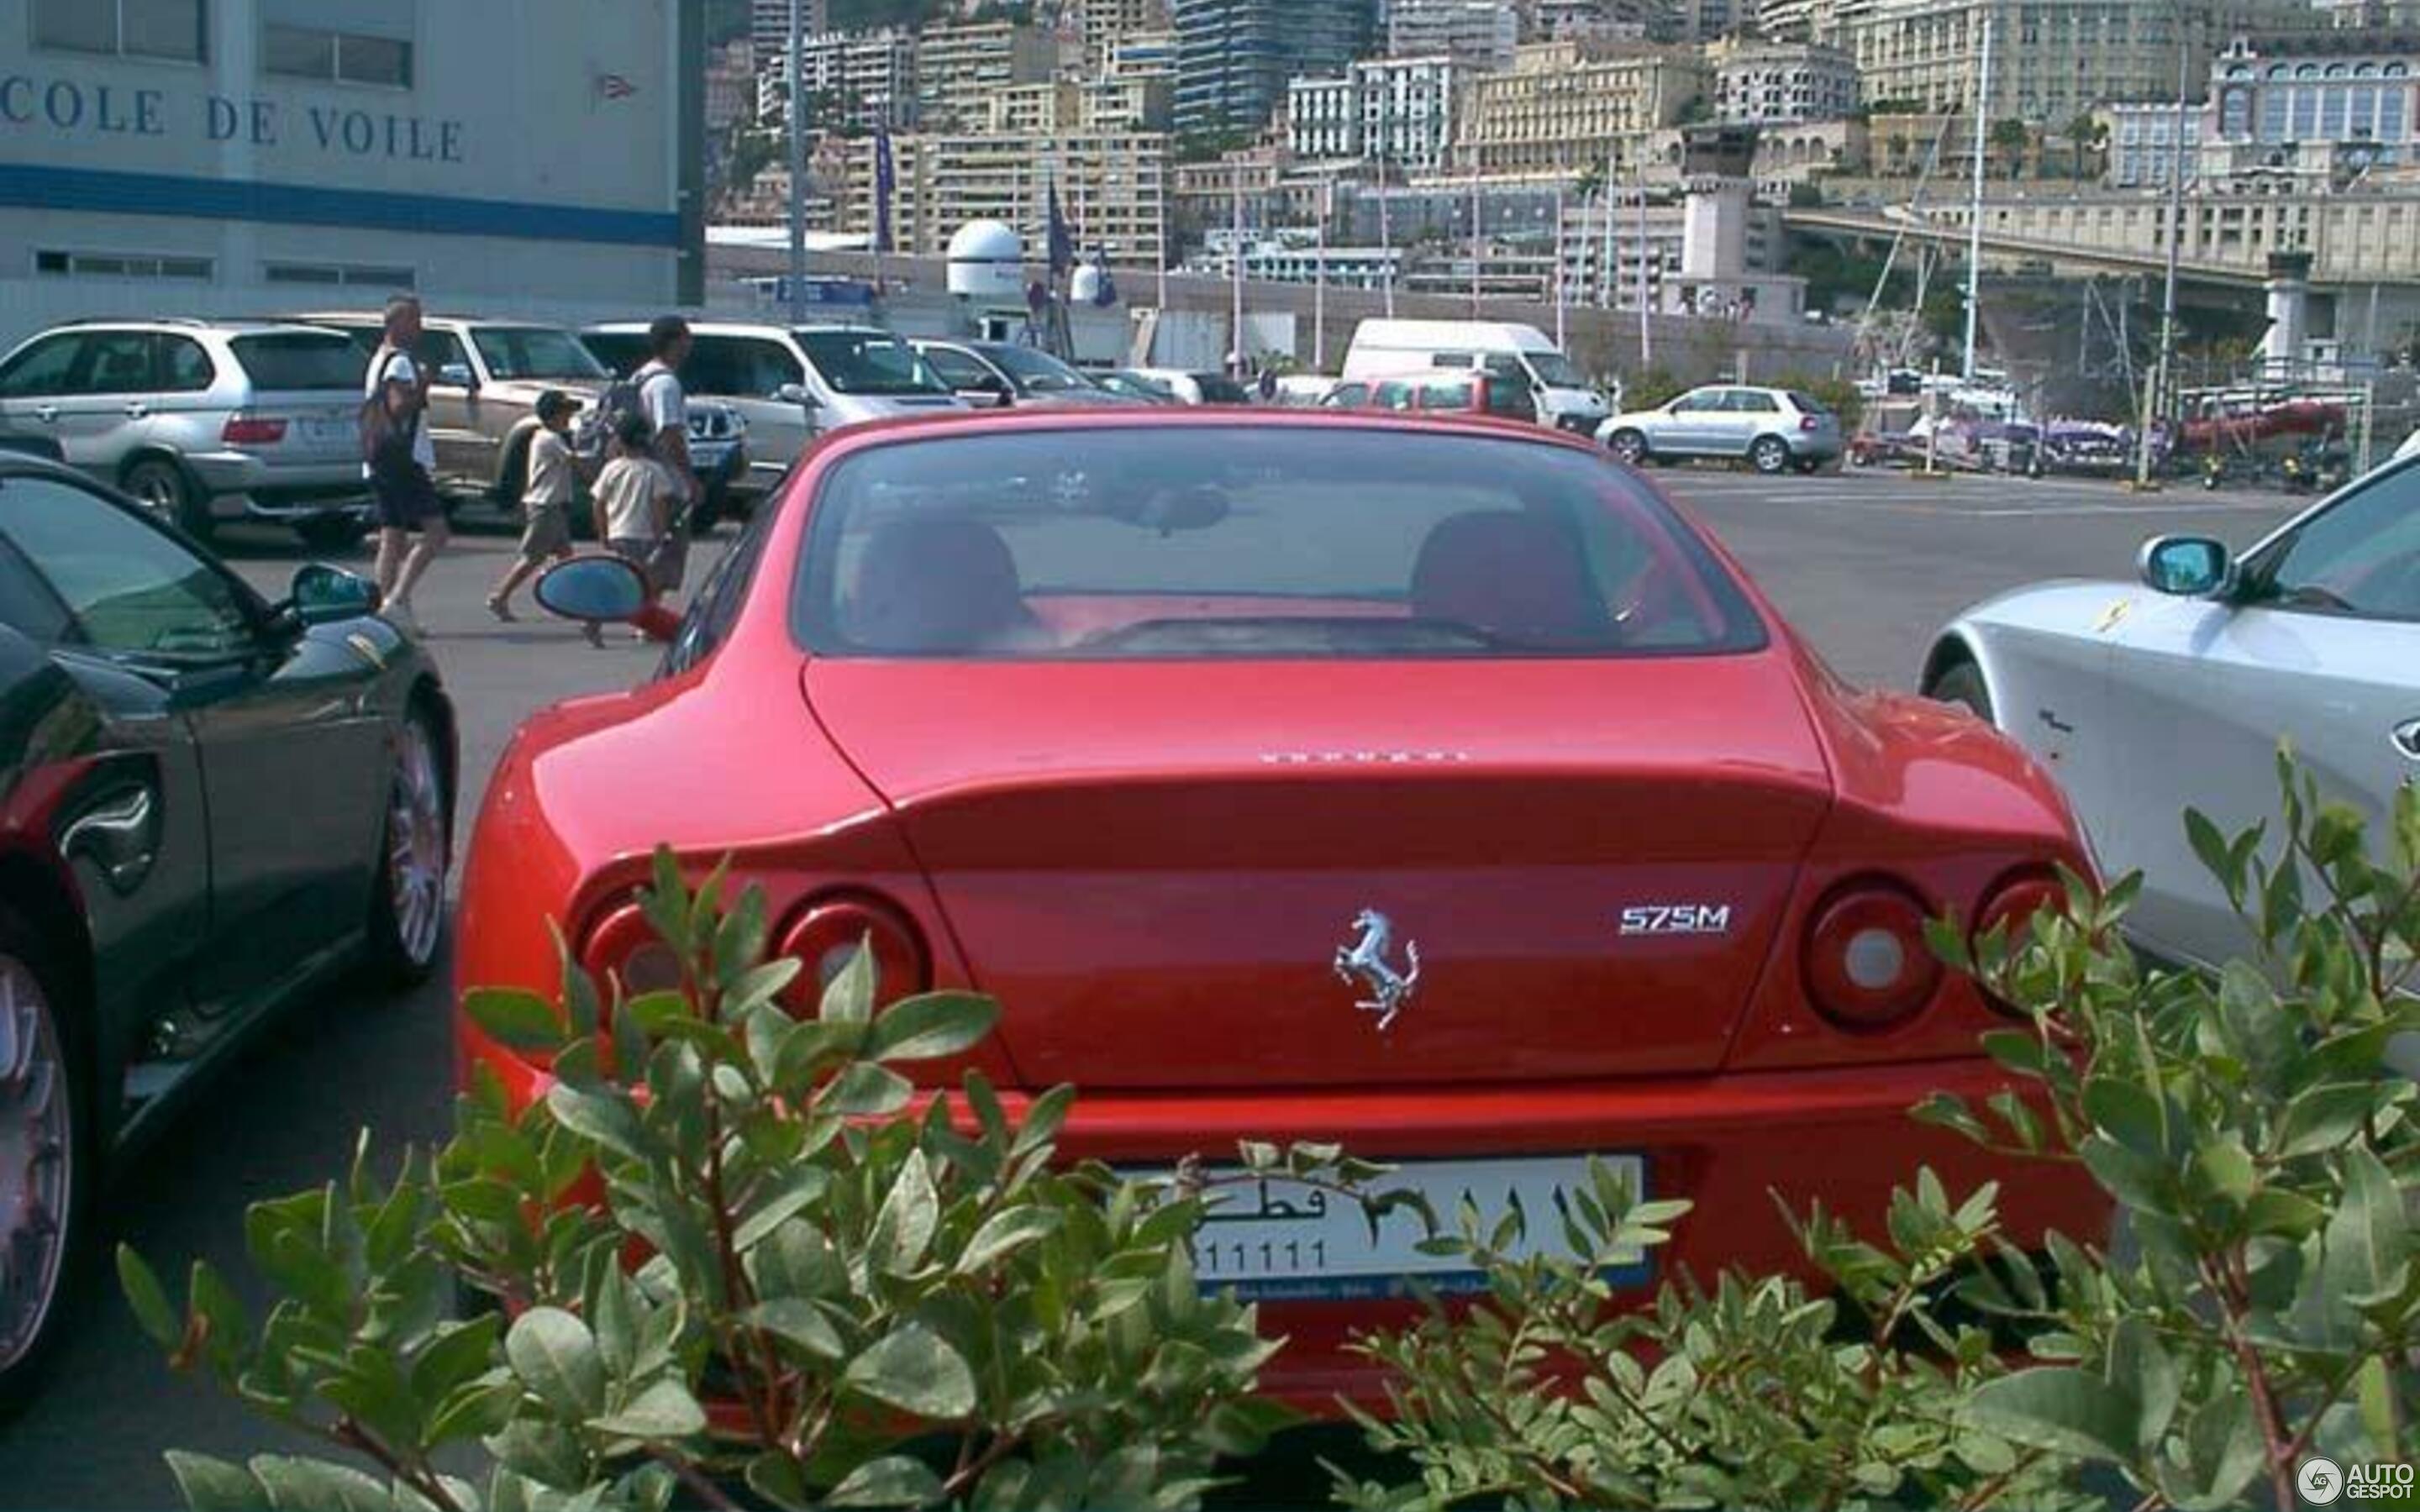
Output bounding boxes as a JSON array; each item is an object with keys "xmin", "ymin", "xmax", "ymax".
[{"xmin": 771, "ymin": 249, "xmax": 1860, "ymax": 384}]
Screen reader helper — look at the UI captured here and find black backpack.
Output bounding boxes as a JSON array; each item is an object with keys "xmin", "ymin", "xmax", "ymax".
[
  {"xmin": 358, "ymin": 349, "xmax": 419, "ymax": 465},
  {"xmin": 577, "ymin": 370, "xmax": 659, "ymax": 456}
]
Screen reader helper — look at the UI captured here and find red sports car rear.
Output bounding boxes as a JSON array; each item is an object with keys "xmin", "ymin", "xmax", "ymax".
[{"xmin": 456, "ymin": 411, "xmax": 2103, "ymax": 1402}]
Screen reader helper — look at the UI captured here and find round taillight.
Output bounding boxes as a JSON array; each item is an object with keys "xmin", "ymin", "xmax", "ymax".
[
  {"xmin": 1804, "ymin": 885, "xmax": 1942, "ymax": 1032},
  {"xmin": 1975, "ymin": 874, "xmax": 2065, "ymax": 948},
  {"xmin": 775, "ymin": 895, "xmax": 929, "ymax": 1016},
  {"xmin": 581, "ymin": 901, "xmax": 687, "ymax": 998}
]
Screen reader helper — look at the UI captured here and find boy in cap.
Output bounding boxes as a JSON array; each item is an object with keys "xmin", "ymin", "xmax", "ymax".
[{"xmin": 486, "ymin": 389, "xmax": 584, "ymax": 621}]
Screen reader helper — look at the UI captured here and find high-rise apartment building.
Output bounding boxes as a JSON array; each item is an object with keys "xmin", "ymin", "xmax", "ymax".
[
  {"xmin": 751, "ymin": 0, "xmax": 829, "ymax": 59},
  {"xmin": 1708, "ymin": 35, "xmax": 1858, "ymax": 123},
  {"xmin": 1172, "ymin": 0, "xmax": 1379, "ymax": 137},
  {"xmin": 1080, "ymin": 0, "xmax": 1174, "ymax": 70},
  {"xmin": 765, "ymin": 29, "xmax": 918, "ymax": 133},
  {"xmin": 1286, "ymin": 55, "xmax": 1465, "ymax": 171},
  {"xmin": 1814, "ymin": 0, "xmax": 2318, "ymax": 123},
  {"xmin": 1386, "ymin": 0, "xmax": 1520, "ymax": 71},
  {"xmin": 834, "ymin": 130, "xmax": 1170, "ymax": 262},
  {"xmin": 917, "ymin": 19, "xmax": 1056, "ymax": 130},
  {"xmin": 1455, "ymin": 40, "xmax": 1707, "ymax": 173}
]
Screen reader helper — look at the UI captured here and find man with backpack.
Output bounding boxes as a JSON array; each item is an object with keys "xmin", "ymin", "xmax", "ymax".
[
  {"xmin": 362, "ymin": 294, "xmax": 449, "ymax": 630},
  {"xmin": 632, "ymin": 316, "xmax": 700, "ymax": 524}
]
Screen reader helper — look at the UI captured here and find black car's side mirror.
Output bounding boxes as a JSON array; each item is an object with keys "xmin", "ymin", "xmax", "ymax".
[
  {"xmin": 534, "ymin": 554, "xmax": 679, "ymax": 643},
  {"xmin": 287, "ymin": 563, "xmax": 380, "ymax": 627}
]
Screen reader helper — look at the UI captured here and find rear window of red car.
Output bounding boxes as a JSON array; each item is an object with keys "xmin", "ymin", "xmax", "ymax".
[{"xmin": 792, "ymin": 426, "xmax": 1766, "ymax": 659}]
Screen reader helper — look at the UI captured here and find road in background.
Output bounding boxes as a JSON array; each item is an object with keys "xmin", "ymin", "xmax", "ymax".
[{"xmin": 0, "ymin": 468, "xmax": 2304, "ymax": 1509}]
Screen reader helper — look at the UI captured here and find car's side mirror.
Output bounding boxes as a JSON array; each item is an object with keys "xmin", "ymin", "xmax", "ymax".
[
  {"xmin": 776, "ymin": 382, "xmax": 818, "ymax": 409},
  {"xmin": 537, "ymin": 554, "xmax": 650, "ymax": 622},
  {"xmin": 287, "ymin": 563, "xmax": 379, "ymax": 627},
  {"xmin": 438, "ymin": 362, "xmax": 476, "ymax": 390},
  {"xmin": 2139, "ymin": 535, "xmax": 2232, "ymax": 597}
]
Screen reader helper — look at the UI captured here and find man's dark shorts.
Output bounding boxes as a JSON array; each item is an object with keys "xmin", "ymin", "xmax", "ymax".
[{"xmin": 371, "ymin": 460, "xmax": 443, "ymax": 531}]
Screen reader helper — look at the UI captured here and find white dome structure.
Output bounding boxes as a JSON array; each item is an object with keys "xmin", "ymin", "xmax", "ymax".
[
  {"xmin": 1071, "ymin": 260, "xmax": 1112, "ymax": 307},
  {"xmin": 947, "ymin": 220, "xmax": 1025, "ymax": 299}
]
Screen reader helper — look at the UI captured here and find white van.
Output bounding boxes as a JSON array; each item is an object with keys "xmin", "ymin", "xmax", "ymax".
[
  {"xmin": 1339, "ymin": 320, "xmax": 1608, "ymax": 436},
  {"xmin": 583, "ymin": 322, "xmax": 963, "ymax": 496}
]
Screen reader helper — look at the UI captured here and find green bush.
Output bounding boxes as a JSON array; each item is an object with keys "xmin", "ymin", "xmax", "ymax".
[
  {"xmin": 120, "ymin": 852, "xmax": 1387, "ymax": 1512},
  {"xmin": 1344, "ymin": 759, "xmax": 2419, "ymax": 1512}
]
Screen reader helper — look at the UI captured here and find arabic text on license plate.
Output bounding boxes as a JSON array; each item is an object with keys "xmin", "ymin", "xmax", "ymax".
[
  {"xmin": 1176, "ymin": 1154, "xmax": 1650, "ymax": 1303},
  {"xmin": 302, "ymin": 418, "xmax": 350, "ymax": 444}
]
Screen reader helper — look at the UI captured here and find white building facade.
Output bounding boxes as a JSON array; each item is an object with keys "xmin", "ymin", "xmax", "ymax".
[
  {"xmin": 1386, "ymin": 0, "xmax": 1519, "ymax": 71},
  {"xmin": 1286, "ymin": 55, "xmax": 1462, "ymax": 174},
  {"xmin": 0, "ymin": 0, "xmax": 698, "ymax": 344}
]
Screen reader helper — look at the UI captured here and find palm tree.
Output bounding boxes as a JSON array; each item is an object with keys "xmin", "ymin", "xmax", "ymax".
[{"xmin": 1990, "ymin": 118, "xmax": 2031, "ymax": 180}]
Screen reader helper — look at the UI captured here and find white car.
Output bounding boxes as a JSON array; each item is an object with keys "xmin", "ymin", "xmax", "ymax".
[
  {"xmin": 1922, "ymin": 456, "xmax": 2420, "ymax": 979},
  {"xmin": 1596, "ymin": 385, "xmax": 1844, "ymax": 474},
  {"xmin": 2394, "ymin": 425, "xmax": 2420, "ymax": 464}
]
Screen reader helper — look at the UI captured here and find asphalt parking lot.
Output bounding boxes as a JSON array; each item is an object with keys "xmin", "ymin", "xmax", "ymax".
[{"xmin": 0, "ymin": 464, "xmax": 2308, "ymax": 1509}]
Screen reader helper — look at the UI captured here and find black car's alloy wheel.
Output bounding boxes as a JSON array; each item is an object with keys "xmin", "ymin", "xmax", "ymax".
[
  {"xmin": 367, "ymin": 709, "xmax": 450, "ymax": 985},
  {"xmin": 0, "ymin": 911, "xmax": 88, "ymax": 1419}
]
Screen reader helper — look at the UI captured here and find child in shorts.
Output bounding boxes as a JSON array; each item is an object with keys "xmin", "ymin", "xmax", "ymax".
[{"xmin": 485, "ymin": 389, "xmax": 584, "ymax": 622}]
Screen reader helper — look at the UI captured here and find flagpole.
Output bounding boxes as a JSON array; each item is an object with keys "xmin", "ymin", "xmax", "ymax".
[
  {"xmin": 1469, "ymin": 171, "xmax": 1481, "ymax": 316},
  {"xmin": 1229, "ymin": 178, "xmax": 1245, "ymax": 375},
  {"xmin": 1599, "ymin": 150, "xmax": 1616, "ymax": 308},
  {"xmin": 1635, "ymin": 167, "xmax": 1652, "ymax": 370},
  {"xmin": 1553, "ymin": 168, "xmax": 1566, "ymax": 349},
  {"xmin": 786, "ymin": 0, "xmax": 806, "ymax": 325},
  {"xmin": 1377, "ymin": 155, "xmax": 1396, "ymax": 318},
  {"xmin": 1314, "ymin": 178, "xmax": 1329, "ymax": 371}
]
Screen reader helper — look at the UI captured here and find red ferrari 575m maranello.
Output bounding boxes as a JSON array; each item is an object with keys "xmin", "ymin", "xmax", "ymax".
[{"xmin": 456, "ymin": 408, "xmax": 2102, "ymax": 1398}]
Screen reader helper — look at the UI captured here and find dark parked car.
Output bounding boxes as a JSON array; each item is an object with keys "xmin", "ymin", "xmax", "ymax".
[{"xmin": 0, "ymin": 454, "xmax": 455, "ymax": 1415}]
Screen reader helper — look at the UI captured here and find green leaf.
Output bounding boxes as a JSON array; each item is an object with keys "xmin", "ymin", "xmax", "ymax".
[
  {"xmin": 741, "ymin": 1298, "xmax": 844, "ymax": 1361},
  {"xmin": 408, "ymin": 1315, "xmax": 502, "ymax": 1408},
  {"xmin": 504, "ymin": 1306, "xmax": 607, "ymax": 1419},
  {"xmin": 956, "ymin": 1208, "xmax": 1062, "ymax": 1275},
  {"xmin": 463, "ymin": 989, "xmax": 565, "ymax": 1053},
  {"xmin": 842, "ymin": 1323, "xmax": 978, "ymax": 1420},
  {"xmin": 1963, "ymin": 1367, "xmax": 2141, "ymax": 1463},
  {"xmin": 118, "ymin": 1245, "xmax": 179, "ymax": 1352},
  {"xmin": 866, "ymin": 992, "xmax": 1000, "ymax": 1064},
  {"xmin": 2083, "ymin": 1075, "xmax": 2168, "ymax": 1158},
  {"xmin": 2184, "ymin": 808, "xmax": 2238, "ymax": 895},
  {"xmin": 732, "ymin": 1168, "xmax": 832, "ymax": 1252},
  {"xmin": 588, "ymin": 1378, "xmax": 707, "ymax": 1440},
  {"xmin": 165, "ymin": 1452, "xmax": 271, "ymax": 1512},
  {"xmin": 246, "ymin": 1456, "xmax": 400, "ymax": 1512},
  {"xmin": 825, "ymin": 1062, "xmax": 913, "ymax": 1118},
  {"xmin": 543, "ymin": 1085, "xmax": 648, "ymax": 1163},
  {"xmin": 2105, "ymin": 1316, "xmax": 2180, "ymax": 1449},
  {"xmin": 868, "ymin": 1149, "xmax": 940, "ymax": 1277},
  {"xmin": 826, "ymin": 1455, "xmax": 946, "ymax": 1509},
  {"xmin": 2323, "ymin": 1146, "xmax": 2412, "ymax": 1315},
  {"xmin": 2276, "ymin": 1083, "xmax": 2378, "ymax": 1158},
  {"xmin": 819, "ymin": 934, "xmax": 877, "ymax": 1025}
]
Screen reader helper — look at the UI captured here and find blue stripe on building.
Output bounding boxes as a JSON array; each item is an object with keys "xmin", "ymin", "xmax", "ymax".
[{"xmin": 0, "ymin": 163, "xmax": 681, "ymax": 248}]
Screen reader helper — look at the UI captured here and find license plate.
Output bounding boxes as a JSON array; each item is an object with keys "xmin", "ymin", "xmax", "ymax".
[
  {"xmin": 1165, "ymin": 1154, "xmax": 1651, "ymax": 1302},
  {"xmin": 301, "ymin": 418, "xmax": 350, "ymax": 444}
]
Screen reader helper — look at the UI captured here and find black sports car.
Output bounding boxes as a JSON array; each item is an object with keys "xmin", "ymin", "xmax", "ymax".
[{"xmin": 0, "ymin": 454, "xmax": 455, "ymax": 1412}]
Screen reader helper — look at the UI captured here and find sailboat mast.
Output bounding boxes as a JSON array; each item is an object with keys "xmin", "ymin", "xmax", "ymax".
[{"xmin": 1963, "ymin": 10, "xmax": 1993, "ymax": 382}]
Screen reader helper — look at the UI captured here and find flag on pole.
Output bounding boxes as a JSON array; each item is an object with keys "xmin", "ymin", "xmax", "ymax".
[
  {"xmin": 874, "ymin": 129, "xmax": 896, "ymax": 255},
  {"xmin": 1046, "ymin": 176, "xmax": 1076, "ymax": 278}
]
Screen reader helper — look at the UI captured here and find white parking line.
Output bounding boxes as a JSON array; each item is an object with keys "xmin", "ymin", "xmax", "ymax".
[{"xmin": 1696, "ymin": 495, "xmax": 2296, "ymax": 518}]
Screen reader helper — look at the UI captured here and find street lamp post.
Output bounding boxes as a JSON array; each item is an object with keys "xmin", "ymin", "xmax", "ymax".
[
  {"xmin": 786, "ymin": 0, "xmax": 806, "ymax": 326},
  {"xmin": 2133, "ymin": 10, "xmax": 2191, "ymax": 491}
]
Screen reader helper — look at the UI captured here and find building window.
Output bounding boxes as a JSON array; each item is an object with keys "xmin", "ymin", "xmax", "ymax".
[
  {"xmin": 34, "ymin": 249, "xmax": 213, "ymax": 281},
  {"xmin": 265, "ymin": 23, "xmax": 412, "ymax": 86},
  {"xmin": 264, "ymin": 261, "xmax": 415, "ymax": 289},
  {"xmin": 34, "ymin": 0, "xmax": 206, "ymax": 62}
]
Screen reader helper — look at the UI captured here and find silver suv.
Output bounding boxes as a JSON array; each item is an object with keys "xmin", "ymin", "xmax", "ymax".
[
  {"xmin": 291, "ymin": 313, "xmax": 750, "ymax": 529},
  {"xmin": 1596, "ymin": 384, "xmax": 1844, "ymax": 475},
  {"xmin": 0, "ymin": 318, "xmax": 376, "ymax": 547}
]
